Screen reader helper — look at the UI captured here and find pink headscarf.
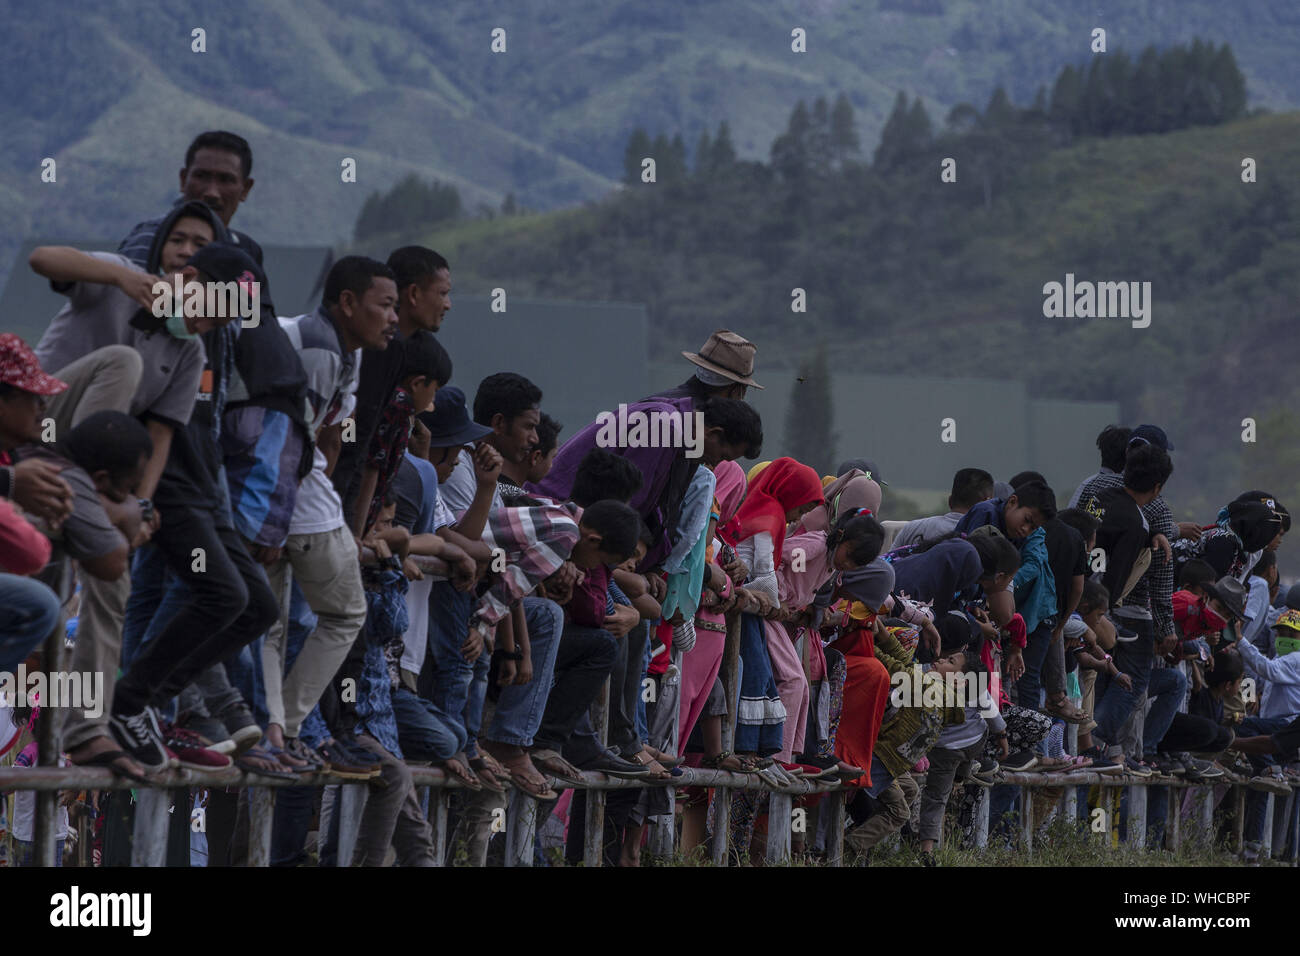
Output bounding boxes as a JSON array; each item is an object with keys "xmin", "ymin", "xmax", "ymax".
[{"xmin": 712, "ymin": 460, "xmax": 748, "ymax": 525}]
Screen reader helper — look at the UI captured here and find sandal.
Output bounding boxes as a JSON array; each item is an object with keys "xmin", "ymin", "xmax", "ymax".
[
  {"xmin": 529, "ymin": 747, "xmax": 583, "ymax": 781},
  {"xmin": 236, "ymin": 745, "xmax": 298, "ymax": 780},
  {"xmin": 439, "ymin": 754, "xmax": 483, "ymax": 790},
  {"xmin": 482, "ymin": 740, "xmax": 558, "ymax": 800},
  {"xmin": 467, "ymin": 756, "xmax": 507, "ymax": 793},
  {"xmin": 629, "ymin": 748, "xmax": 672, "ymax": 779},
  {"xmin": 644, "ymin": 745, "xmax": 684, "ymax": 768},
  {"xmin": 701, "ymin": 751, "xmax": 755, "ymax": 773},
  {"xmin": 1044, "ymin": 694, "xmax": 1092, "ymax": 724}
]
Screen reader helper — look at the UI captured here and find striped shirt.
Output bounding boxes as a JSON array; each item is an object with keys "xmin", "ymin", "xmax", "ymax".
[{"xmin": 471, "ymin": 501, "xmax": 581, "ymax": 631}]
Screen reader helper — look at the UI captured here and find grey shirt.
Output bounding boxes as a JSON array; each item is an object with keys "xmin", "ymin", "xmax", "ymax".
[
  {"xmin": 36, "ymin": 252, "xmax": 205, "ymax": 429},
  {"xmin": 439, "ymin": 448, "xmax": 502, "ymax": 517},
  {"xmin": 893, "ymin": 511, "xmax": 962, "ymax": 550}
]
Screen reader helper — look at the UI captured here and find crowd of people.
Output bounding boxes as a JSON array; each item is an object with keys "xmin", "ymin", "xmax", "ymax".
[{"xmin": 2, "ymin": 130, "xmax": 1298, "ymax": 867}]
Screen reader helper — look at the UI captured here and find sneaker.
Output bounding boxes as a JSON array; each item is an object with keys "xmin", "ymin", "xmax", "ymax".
[
  {"xmin": 178, "ymin": 711, "xmax": 236, "ymax": 755},
  {"xmin": 1001, "ymin": 750, "xmax": 1038, "ymax": 772},
  {"xmin": 1178, "ymin": 754, "xmax": 1224, "ymax": 781},
  {"xmin": 970, "ymin": 757, "xmax": 1001, "ymax": 785},
  {"xmin": 109, "ymin": 705, "xmax": 170, "ymax": 772},
  {"xmin": 1147, "ymin": 754, "xmax": 1184, "ymax": 777},
  {"xmin": 1079, "ymin": 746, "xmax": 1124, "ymax": 774},
  {"xmin": 1123, "ymin": 756, "xmax": 1153, "ymax": 778},
  {"xmin": 162, "ymin": 724, "xmax": 233, "ymax": 770},
  {"xmin": 1113, "ymin": 623, "xmax": 1139, "ymax": 643},
  {"xmin": 217, "ymin": 704, "xmax": 263, "ymax": 755},
  {"xmin": 315, "ymin": 739, "xmax": 380, "ymax": 780}
]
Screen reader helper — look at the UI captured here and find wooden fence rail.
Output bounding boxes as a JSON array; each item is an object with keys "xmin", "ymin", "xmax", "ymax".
[{"xmin": 8, "ymin": 618, "xmax": 1298, "ymax": 866}]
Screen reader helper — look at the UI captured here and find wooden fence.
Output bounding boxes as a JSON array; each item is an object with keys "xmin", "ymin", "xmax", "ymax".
[{"xmin": 5, "ymin": 617, "xmax": 1298, "ymax": 866}]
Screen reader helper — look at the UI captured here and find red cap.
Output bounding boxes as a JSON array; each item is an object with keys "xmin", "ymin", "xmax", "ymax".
[{"xmin": 0, "ymin": 334, "xmax": 67, "ymax": 396}]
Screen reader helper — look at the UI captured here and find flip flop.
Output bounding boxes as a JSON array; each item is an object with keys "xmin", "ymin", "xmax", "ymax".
[
  {"xmin": 439, "ymin": 756, "xmax": 483, "ymax": 791},
  {"xmin": 503, "ymin": 765, "xmax": 558, "ymax": 801},
  {"xmin": 468, "ymin": 757, "xmax": 507, "ymax": 793},
  {"xmin": 529, "ymin": 748, "xmax": 584, "ymax": 781},
  {"xmin": 72, "ymin": 748, "xmax": 150, "ymax": 784},
  {"xmin": 260, "ymin": 741, "xmax": 318, "ymax": 775},
  {"xmin": 236, "ymin": 745, "xmax": 298, "ymax": 780}
]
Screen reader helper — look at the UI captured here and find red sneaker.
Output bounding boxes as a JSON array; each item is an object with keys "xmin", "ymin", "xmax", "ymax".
[{"xmin": 162, "ymin": 724, "xmax": 233, "ymax": 770}]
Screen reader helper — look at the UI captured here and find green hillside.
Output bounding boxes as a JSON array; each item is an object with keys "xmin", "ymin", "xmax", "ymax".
[
  {"xmin": 392, "ymin": 109, "xmax": 1298, "ymax": 526},
  {"xmin": 5, "ymin": 0, "xmax": 1300, "ymax": 262}
]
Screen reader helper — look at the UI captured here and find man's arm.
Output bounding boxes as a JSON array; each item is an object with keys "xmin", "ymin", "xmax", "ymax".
[
  {"xmin": 138, "ymin": 420, "xmax": 173, "ymax": 503},
  {"xmin": 319, "ymin": 423, "xmax": 343, "ymax": 478},
  {"xmin": 349, "ymin": 465, "xmax": 380, "ymax": 539},
  {"xmin": 28, "ymin": 247, "xmax": 158, "ymax": 309}
]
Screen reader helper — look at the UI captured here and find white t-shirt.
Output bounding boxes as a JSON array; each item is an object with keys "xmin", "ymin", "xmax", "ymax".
[{"xmin": 279, "ymin": 310, "xmax": 361, "ymax": 535}]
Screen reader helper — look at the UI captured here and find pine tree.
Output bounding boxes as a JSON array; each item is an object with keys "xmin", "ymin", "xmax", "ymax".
[
  {"xmin": 771, "ymin": 100, "xmax": 813, "ymax": 182},
  {"xmin": 983, "ymin": 86, "xmax": 1015, "ymax": 128},
  {"xmin": 711, "ymin": 120, "xmax": 737, "ymax": 170},
  {"xmin": 808, "ymin": 96, "xmax": 833, "ymax": 177},
  {"xmin": 783, "ymin": 345, "xmax": 836, "ymax": 475},
  {"xmin": 872, "ymin": 91, "xmax": 912, "ymax": 172},
  {"xmin": 829, "ymin": 92, "xmax": 860, "ymax": 167}
]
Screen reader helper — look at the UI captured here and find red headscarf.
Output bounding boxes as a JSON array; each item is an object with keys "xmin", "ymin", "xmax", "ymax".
[{"xmin": 721, "ymin": 457, "xmax": 824, "ymax": 557}]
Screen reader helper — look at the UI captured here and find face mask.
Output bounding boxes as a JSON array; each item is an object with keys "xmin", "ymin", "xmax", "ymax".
[
  {"xmin": 165, "ymin": 313, "xmax": 196, "ymax": 339},
  {"xmin": 1275, "ymin": 634, "xmax": 1300, "ymax": 657}
]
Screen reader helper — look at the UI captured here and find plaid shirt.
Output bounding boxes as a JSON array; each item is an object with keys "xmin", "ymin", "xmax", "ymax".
[
  {"xmin": 471, "ymin": 500, "xmax": 580, "ymax": 631},
  {"xmin": 1077, "ymin": 473, "xmax": 1175, "ymax": 638},
  {"xmin": 363, "ymin": 386, "xmax": 415, "ymax": 532}
]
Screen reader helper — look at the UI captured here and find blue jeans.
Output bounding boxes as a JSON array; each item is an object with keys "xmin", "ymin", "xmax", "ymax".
[
  {"xmin": 122, "ymin": 545, "xmax": 194, "ymax": 723},
  {"xmin": 0, "ymin": 574, "xmax": 60, "ymax": 673},
  {"xmin": 1092, "ymin": 616, "xmax": 1154, "ymax": 749},
  {"xmin": 1142, "ymin": 665, "xmax": 1190, "ymax": 757},
  {"xmin": 1017, "ymin": 620, "xmax": 1053, "ymax": 712},
  {"xmin": 393, "ymin": 685, "xmax": 466, "ymax": 760},
  {"xmin": 485, "ymin": 596, "xmax": 565, "ymax": 748},
  {"xmin": 417, "ymin": 581, "xmax": 473, "ymax": 738}
]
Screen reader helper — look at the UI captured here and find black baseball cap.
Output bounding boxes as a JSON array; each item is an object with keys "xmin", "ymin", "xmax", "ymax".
[{"xmin": 1129, "ymin": 424, "xmax": 1174, "ymax": 452}]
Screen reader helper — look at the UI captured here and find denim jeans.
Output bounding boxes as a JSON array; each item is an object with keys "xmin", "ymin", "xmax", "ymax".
[
  {"xmin": 0, "ymin": 574, "xmax": 60, "ymax": 673},
  {"xmin": 533, "ymin": 624, "xmax": 620, "ymax": 754},
  {"xmin": 484, "ymin": 596, "xmax": 564, "ymax": 748},
  {"xmin": 1016, "ymin": 620, "xmax": 1054, "ymax": 712},
  {"xmin": 1092, "ymin": 616, "xmax": 1154, "ymax": 750},
  {"xmin": 417, "ymin": 581, "xmax": 473, "ymax": 737},
  {"xmin": 1141, "ymin": 665, "xmax": 1190, "ymax": 757},
  {"xmin": 393, "ymin": 685, "xmax": 466, "ymax": 760}
]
